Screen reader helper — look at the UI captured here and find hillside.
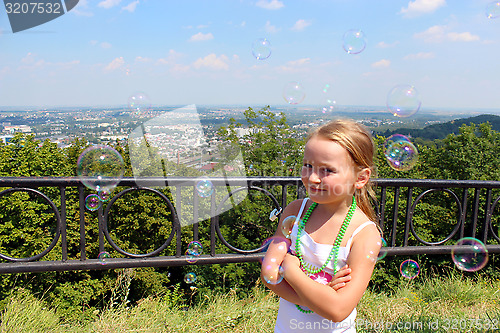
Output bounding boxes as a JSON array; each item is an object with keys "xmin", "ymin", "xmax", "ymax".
[{"xmin": 375, "ymin": 114, "xmax": 500, "ymax": 140}]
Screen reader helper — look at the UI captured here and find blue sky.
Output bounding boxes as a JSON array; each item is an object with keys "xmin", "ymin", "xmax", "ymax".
[{"xmin": 1, "ymin": 0, "xmax": 500, "ymax": 110}]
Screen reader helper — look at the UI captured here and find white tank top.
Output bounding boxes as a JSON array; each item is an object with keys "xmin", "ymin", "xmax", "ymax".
[{"xmin": 274, "ymin": 198, "xmax": 376, "ymax": 333}]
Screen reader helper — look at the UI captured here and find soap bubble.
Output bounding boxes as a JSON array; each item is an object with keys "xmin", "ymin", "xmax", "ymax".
[
  {"xmin": 187, "ymin": 241, "xmax": 203, "ymax": 256},
  {"xmin": 377, "ymin": 238, "xmax": 388, "ymax": 260},
  {"xmin": 196, "ymin": 178, "xmax": 214, "ymax": 198},
  {"xmin": 85, "ymin": 194, "xmax": 101, "ymax": 211},
  {"xmin": 252, "ymin": 38, "xmax": 272, "ymax": 60},
  {"xmin": 98, "ymin": 190, "xmax": 111, "ymax": 202},
  {"xmin": 486, "ymin": 1, "xmax": 500, "ymax": 18},
  {"xmin": 451, "ymin": 237, "xmax": 489, "ymax": 272},
  {"xmin": 184, "ymin": 272, "xmax": 197, "ymax": 284},
  {"xmin": 366, "ymin": 238, "xmax": 388, "ymax": 263},
  {"xmin": 400, "ymin": 259, "xmax": 420, "ymax": 279},
  {"xmin": 260, "ymin": 236, "xmax": 290, "ymax": 263},
  {"xmin": 384, "ymin": 134, "xmax": 411, "ymax": 149},
  {"xmin": 283, "ymin": 81, "xmax": 306, "ymax": 105},
  {"xmin": 384, "ymin": 135, "xmax": 418, "ymax": 171},
  {"xmin": 77, "ymin": 145, "xmax": 125, "ymax": 192},
  {"xmin": 185, "ymin": 250, "xmax": 199, "ymax": 264},
  {"xmin": 387, "ymin": 85, "xmax": 421, "ymax": 117},
  {"xmin": 98, "ymin": 251, "xmax": 110, "ymax": 265},
  {"xmin": 128, "ymin": 92, "xmax": 151, "ymax": 114},
  {"xmin": 262, "ymin": 262, "xmax": 284, "ymax": 285},
  {"xmin": 281, "ymin": 215, "xmax": 296, "ymax": 239},
  {"xmin": 342, "ymin": 29, "xmax": 367, "ymax": 54},
  {"xmin": 322, "ymin": 84, "xmax": 336, "ymax": 113}
]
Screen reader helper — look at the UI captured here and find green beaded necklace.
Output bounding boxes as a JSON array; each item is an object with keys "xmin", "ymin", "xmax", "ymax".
[{"xmin": 294, "ymin": 197, "xmax": 357, "ymax": 314}]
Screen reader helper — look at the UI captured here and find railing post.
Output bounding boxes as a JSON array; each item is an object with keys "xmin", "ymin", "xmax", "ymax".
[
  {"xmin": 390, "ymin": 187, "xmax": 400, "ymax": 247},
  {"xmin": 78, "ymin": 185, "xmax": 86, "ymax": 261},
  {"xmin": 459, "ymin": 188, "xmax": 469, "ymax": 239},
  {"xmin": 60, "ymin": 186, "xmax": 68, "ymax": 261},
  {"xmin": 403, "ymin": 187, "xmax": 413, "ymax": 247},
  {"xmin": 482, "ymin": 188, "xmax": 492, "ymax": 244},
  {"xmin": 470, "ymin": 188, "xmax": 481, "ymax": 239}
]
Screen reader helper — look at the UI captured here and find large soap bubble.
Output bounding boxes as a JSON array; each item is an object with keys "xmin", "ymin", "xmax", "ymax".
[
  {"xmin": 387, "ymin": 85, "xmax": 421, "ymax": 118},
  {"xmin": 486, "ymin": 1, "xmax": 500, "ymax": 18},
  {"xmin": 77, "ymin": 145, "xmax": 125, "ymax": 192},
  {"xmin": 342, "ymin": 29, "xmax": 367, "ymax": 54},
  {"xmin": 252, "ymin": 38, "xmax": 272, "ymax": 60},
  {"xmin": 283, "ymin": 81, "xmax": 306, "ymax": 105},
  {"xmin": 384, "ymin": 134, "xmax": 418, "ymax": 171},
  {"xmin": 451, "ymin": 237, "xmax": 489, "ymax": 272}
]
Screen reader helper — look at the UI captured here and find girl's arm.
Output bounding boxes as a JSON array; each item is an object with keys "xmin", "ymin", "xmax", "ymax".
[
  {"xmin": 261, "ymin": 200, "xmax": 306, "ymax": 304},
  {"xmin": 281, "ymin": 224, "xmax": 381, "ymax": 322}
]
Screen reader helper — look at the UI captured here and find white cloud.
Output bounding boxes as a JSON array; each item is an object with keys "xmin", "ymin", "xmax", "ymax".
[
  {"xmin": 377, "ymin": 41, "xmax": 399, "ymax": 48},
  {"xmin": 371, "ymin": 59, "xmax": 391, "ymax": 68},
  {"xmin": 20, "ymin": 52, "xmax": 35, "ymax": 64},
  {"xmin": 264, "ymin": 21, "xmax": 280, "ymax": 34},
  {"xmin": 276, "ymin": 58, "xmax": 311, "ymax": 73},
  {"xmin": 404, "ymin": 52, "xmax": 435, "ymax": 60},
  {"xmin": 447, "ymin": 31, "xmax": 480, "ymax": 42},
  {"xmin": 122, "ymin": 0, "xmax": 139, "ymax": 12},
  {"xmin": 414, "ymin": 25, "xmax": 480, "ymax": 43},
  {"xmin": 189, "ymin": 32, "xmax": 214, "ymax": 42},
  {"xmin": 71, "ymin": 0, "xmax": 93, "ymax": 16},
  {"xmin": 18, "ymin": 53, "xmax": 80, "ymax": 72},
  {"xmin": 98, "ymin": 0, "xmax": 122, "ymax": 9},
  {"xmin": 400, "ymin": 0, "xmax": 446, "ymax": 17},
  {"xmin": 287, "ymin": 58, "xmax": 310, "ymax": 66},
  {"xmin": 291, "ymin": 19, "xmax": 312, "ymax": 31},
  {"xmin": 256, "ymin": 0, "xmax": 284, "ymax": 10},
  {"xmin": 135, "ymin": 56, "xmax": 152, "ymax": 63},
  {"xmin": 100, "ymin": 42, "xmax": 112, "ymax": 49},
  {"xmin": 193, "ymin": 54, "xmax": 229, "ymax": 71},
  {"xmin": 414, "ymin": 25, "xmax": 446, "ymax": 42},
  {"xmin": 171, "ymin": 64, "xmax": 190, "ymax": 74},
  {"xmin": 157, "ymin": 50, "xmax": 183, "ymax": 65},
  {"xmin": 104, "ymin": 57, "xmax": 125, "ymax": 72}
]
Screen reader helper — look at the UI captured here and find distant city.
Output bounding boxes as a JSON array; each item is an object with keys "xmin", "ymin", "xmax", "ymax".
[{"xmin": 0, "ymin": 104, "xmax": 497, "ymax": 150}]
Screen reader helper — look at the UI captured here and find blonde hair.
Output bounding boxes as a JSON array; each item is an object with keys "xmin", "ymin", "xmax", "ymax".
[{"xmin": 307, "ymin": 119, "xmax": 378, "ymax": 223}]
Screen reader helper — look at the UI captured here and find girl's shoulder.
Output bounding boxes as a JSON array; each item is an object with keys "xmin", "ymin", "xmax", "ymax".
[
  {"xmin": 348, "ymin": 210, "xmax": 381, "ymax": 241},
  {"xmin": 283, "ymin": 198, "xmax": 309, "ymax": 216}
]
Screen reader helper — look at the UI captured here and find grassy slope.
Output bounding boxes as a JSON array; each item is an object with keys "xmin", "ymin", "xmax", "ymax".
[{"xmin": 1, "ymin": 273, "xmax": 499, "ymax": 333}]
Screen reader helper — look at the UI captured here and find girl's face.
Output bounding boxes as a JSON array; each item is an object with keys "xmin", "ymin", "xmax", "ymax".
[{"xmin": 301, "ymin": 135, "xmax": 362, "ymax": 204}]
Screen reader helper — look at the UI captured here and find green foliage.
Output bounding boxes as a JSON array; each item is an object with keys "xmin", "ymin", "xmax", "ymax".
[
  {"xmin": 0, "ymin": 275, "xmax": 498, "ymax": 332},
  {"xmin": 218, "ymin": 106, "xmax": 304, "ymax": 177},
  {"xmin": 1, "ymin": 112, "xmax": 500, "ymax": 318},
  {"xmin": 0, "ymin": 288, "xmax": 59, "ymax": 332}
]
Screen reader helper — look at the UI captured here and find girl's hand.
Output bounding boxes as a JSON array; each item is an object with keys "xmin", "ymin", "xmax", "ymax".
[
  {"xmin": 281, "ymin": 253, "xmax": 300, "ymax": 272},
  {"xmin": 327, "ymin": 264, "xmax": 351, "ymax": 291}
]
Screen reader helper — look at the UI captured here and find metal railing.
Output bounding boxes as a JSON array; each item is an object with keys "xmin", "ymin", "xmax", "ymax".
[{"xmin": 0, "ymin": 177, "xmax": 498, "ymax": 274}]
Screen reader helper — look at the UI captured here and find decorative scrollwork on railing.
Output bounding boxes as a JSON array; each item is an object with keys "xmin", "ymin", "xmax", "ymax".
[
  {"xmin": 0, "ymin": 187, "xmax": 61, "ymax": 262},
  {"xmin": 214, "ymin": 186, "xmax": 281, "ymax": 254},
  {"xmin": 102, "ymin": 187, "xmax": 180, "ymax": 258},
  {"xmin": 408, "ymin": 188, "xmax": 463, "ymax": 246},
  {"xmin": 486, "ymin": 194, "xmax": 500, "ymax": 243}
]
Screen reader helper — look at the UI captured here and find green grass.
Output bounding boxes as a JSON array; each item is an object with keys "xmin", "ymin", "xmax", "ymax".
[{"xmin": 1, "ymin": 273, "xmax": 499, "ymax": 333}]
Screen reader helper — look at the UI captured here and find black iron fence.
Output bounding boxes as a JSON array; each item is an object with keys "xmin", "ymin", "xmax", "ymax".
[{"xmin": 0, "ymin": 177, "xmax": 498, "ymax": 274}]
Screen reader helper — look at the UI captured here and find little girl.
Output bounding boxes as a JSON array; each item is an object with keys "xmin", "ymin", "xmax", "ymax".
[{"xmin": 261, "ymin": 119, "xmax": 382, "ymax": 332}]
